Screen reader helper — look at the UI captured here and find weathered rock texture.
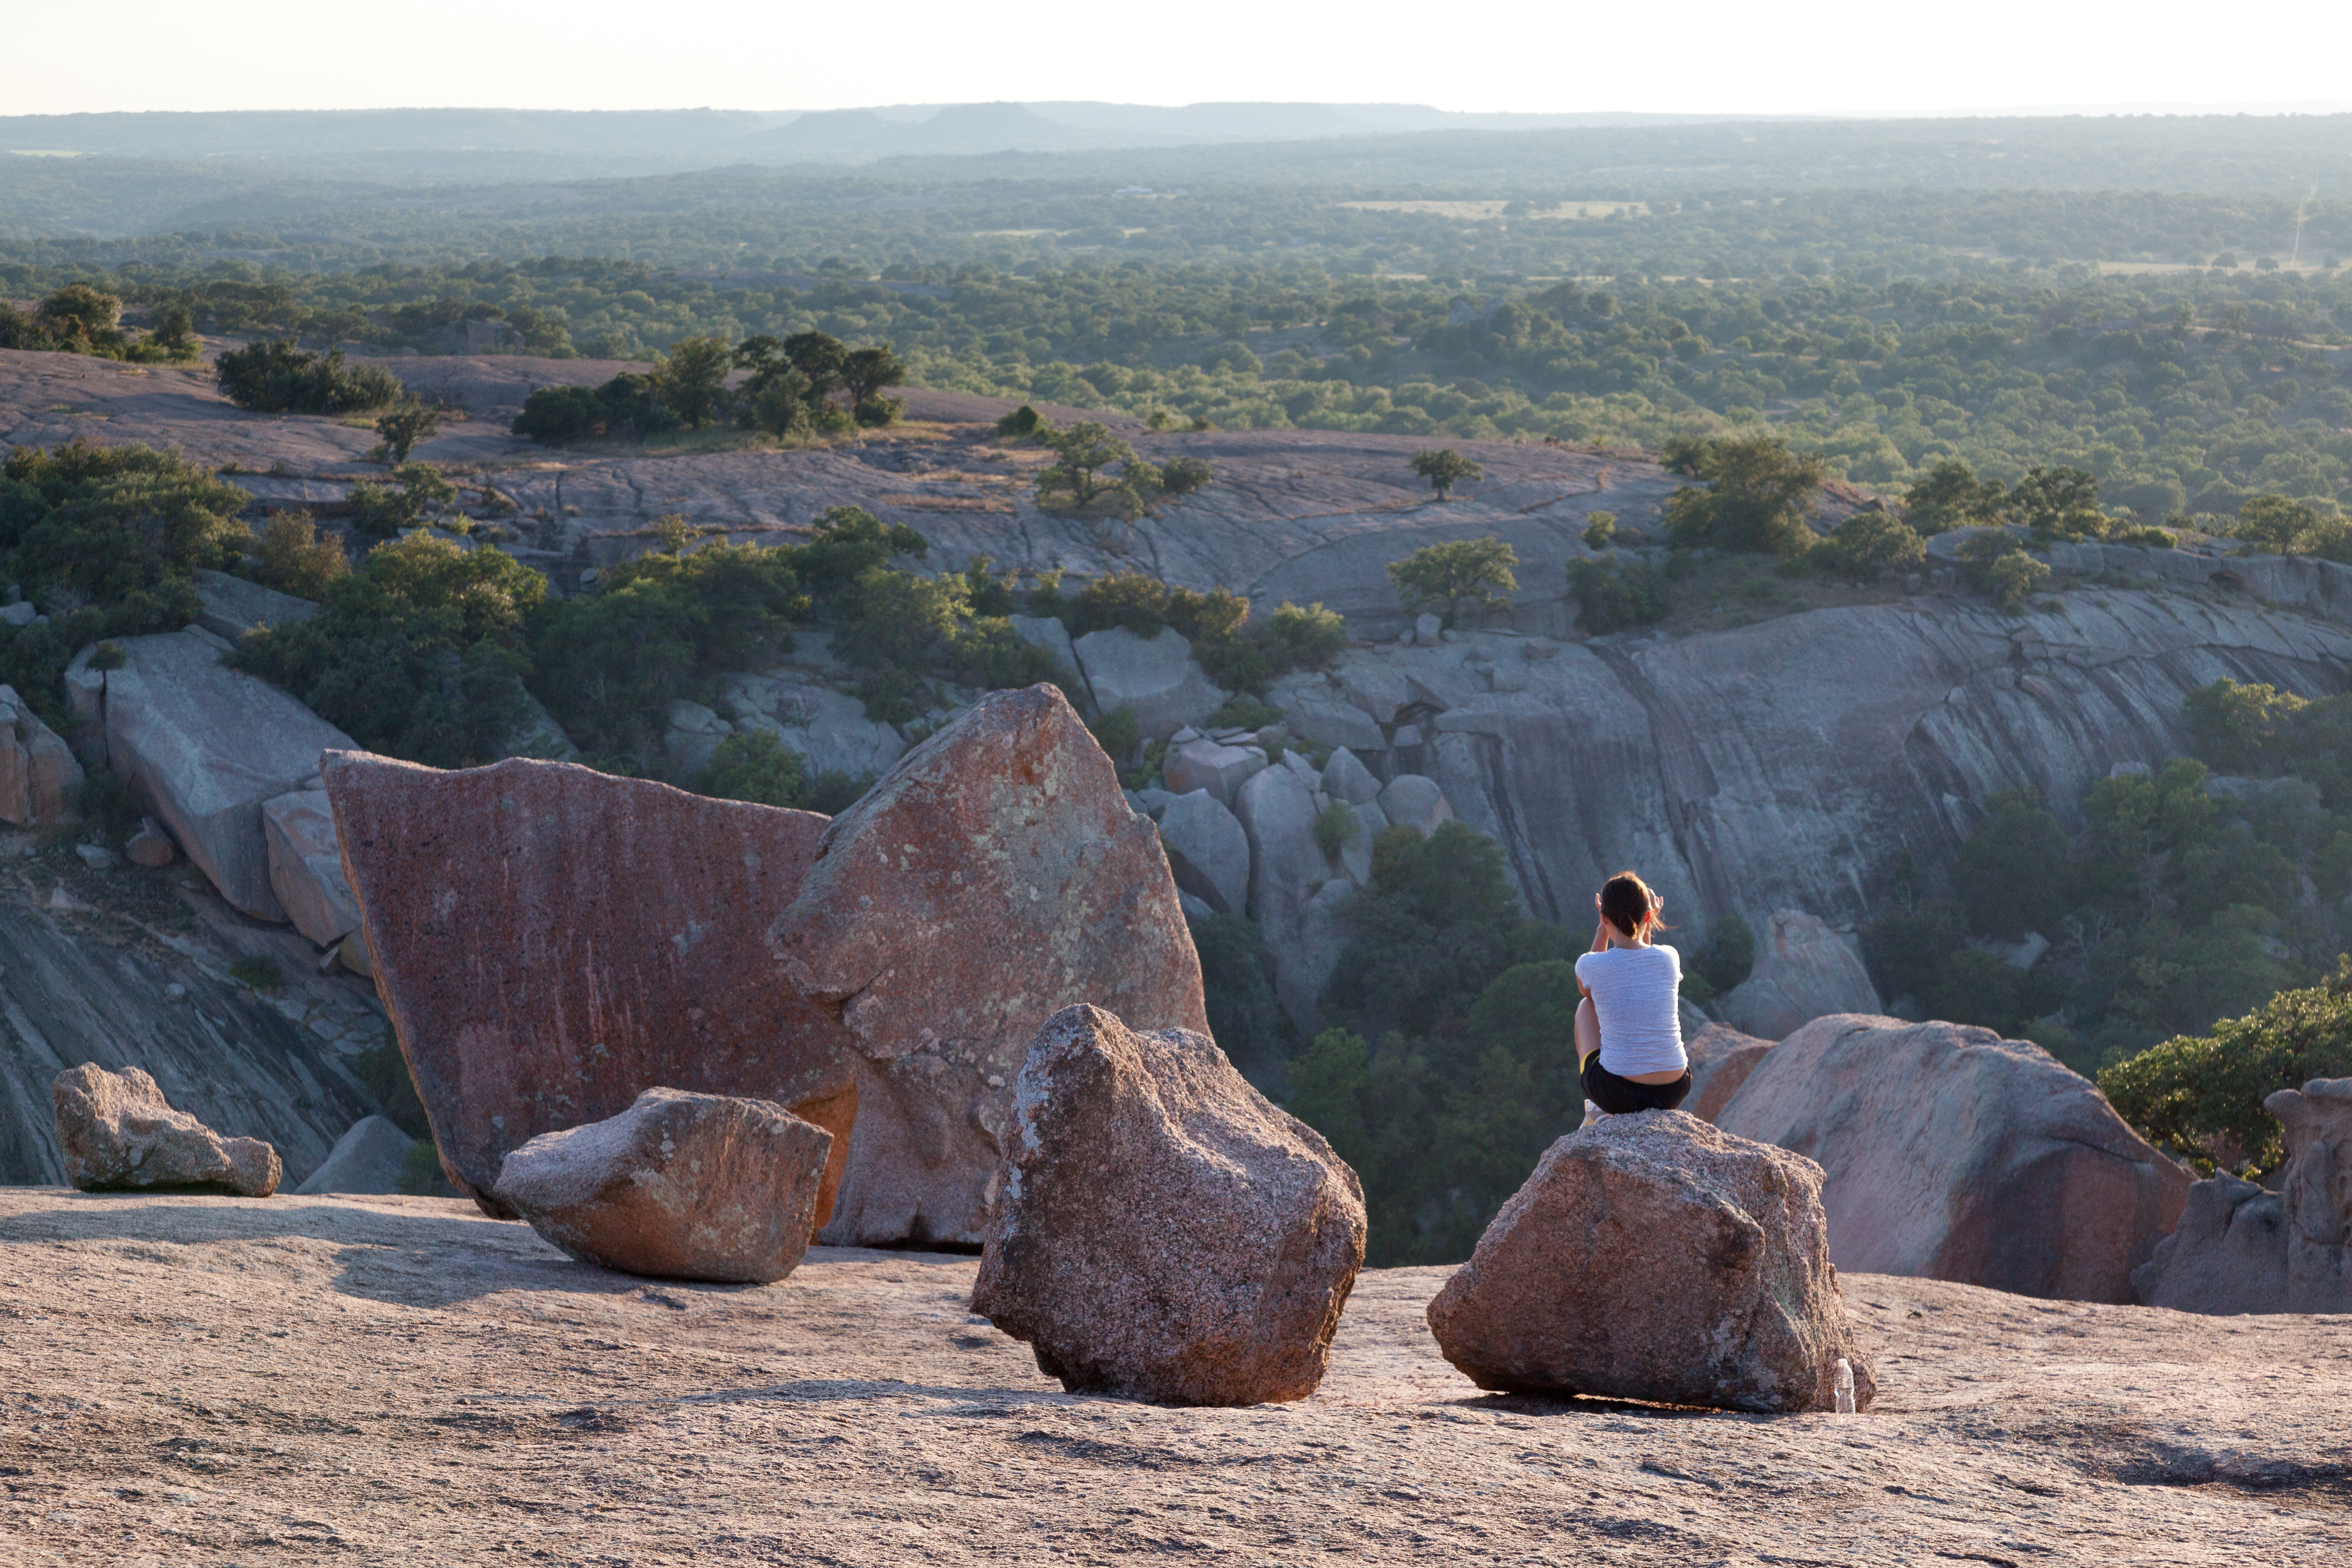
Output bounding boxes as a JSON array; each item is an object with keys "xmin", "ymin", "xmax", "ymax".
[
  {"xmin": 0, "ymin": 684, "xmax": 81, "ymax": 826},
  {"xmin": 322, "ymin": 753, "xmax": 858, "ymax": 1220},
  {"xmin": 1426, "ymin": 1111, "xmax": 1872, "ymax": 1413},
  {"xmin": 771, "ymin": 685, "xmax": 1208, "ymax": 1247},
  {"xmin": 92, "ymin": 631, "xmax": 356, "ymax": 921},
  {"xmin": 293, "ymin": 1114, "xmax": 415, "ymax": 1196},
  {"xmin": 1072, "ymin": 627, "xmax": 1229, "ymax": 741},
  {"xmin": 52, "ymin": 1063, "xmax": 281, "ymax": 1196},
  {"xmin": 493, "ymin": 1086, "xmax": 833, "ymax": 1283},
  {"xmin": 1717, "ymin": 1016, "xmax": 2190, "ymax": 1302},
  {"xmin": 261, "ymin": 789, "xmax": 362, "ymax": 946},
  {"xmin": 1717, "ymin": 911, "xmax": 1881, "ymax": 1040},
  {"xmin": 969, "ymin": 1004, "xmax": 1365, "ymax": 1406},
  {"xmin": 1684, "ymin": 1022, "xmax": 1774, "ymax": 1124},
  {"xmin": 2135, "ymin": 1078, "xmax": 2352, "ymax": 1315}
]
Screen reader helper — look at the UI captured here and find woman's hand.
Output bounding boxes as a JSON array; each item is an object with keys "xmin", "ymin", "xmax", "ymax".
[{"xmin": 1591, "ymin": 892, "xmax": 1611, "ymax": 952}]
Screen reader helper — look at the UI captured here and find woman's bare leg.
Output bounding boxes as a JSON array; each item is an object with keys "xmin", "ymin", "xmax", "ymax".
[{"xmin": 1575, "ymin": 996, "xmax": 1600, "ymax": 1067}]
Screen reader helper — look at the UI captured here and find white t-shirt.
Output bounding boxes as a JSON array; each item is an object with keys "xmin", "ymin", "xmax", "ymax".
[{"xmin": 1574, "ymin": 944, "xmax": 1687, "ymax": 1077}]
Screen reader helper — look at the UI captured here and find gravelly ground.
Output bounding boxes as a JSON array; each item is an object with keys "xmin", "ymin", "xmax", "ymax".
[{"xmin": 0, "ymin": 1190, "xmax": 2345, "ymax": 1565}]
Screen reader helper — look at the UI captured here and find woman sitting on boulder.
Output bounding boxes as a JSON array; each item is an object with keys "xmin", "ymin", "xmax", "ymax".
[{"xmin": 1574, "ymin": 870, "xmax": 1692, "ymax": 1118}]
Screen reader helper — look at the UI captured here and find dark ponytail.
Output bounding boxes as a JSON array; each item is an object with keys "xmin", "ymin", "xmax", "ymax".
[{"xmin": 1599, "ymin": 870, "xmax": 1667, "ymax": 938}]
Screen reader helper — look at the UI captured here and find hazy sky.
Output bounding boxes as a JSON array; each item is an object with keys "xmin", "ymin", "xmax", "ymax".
[{"xmin": 10, "ymin": 0, "xmax": 2349, "ymax": 118}]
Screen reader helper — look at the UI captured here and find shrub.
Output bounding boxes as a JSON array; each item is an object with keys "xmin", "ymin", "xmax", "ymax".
[
  {"xmin": 354, "ymin": 1037, "xmax": 431, "ymax": 1138},
  {"xmin": 374, "ymin": 401, "xmax": 441, "ymax": 465},
  {"xmin": 696, "ymin": 729, "xmax": 805, "ymax": 807},
  {"xmin": 2099, "ymin": 967, "xmax": 2352, "ymax": 1173},
  {"xmin": 1814, "ymin": 509, "xmax": 1927, "ymax": 583},
  {"xmin": 1568, "ymin": 553, "xmax": 1669, "ymax": 633},
  {"xmin": 995, "ymin": 404, "xmax": 1050, "ymax": 439},
  {"xmin": 1387, "ymin": 538, "xmax": 1518, "ymax": 625},
  {"xmin": 1694, "ymin": 914, "xmax": 1756, "ymax": 994},
  {"xmin": 1581, "ymin": 510, "xmax": 1617, "ymax": 549},
  {"xmin": 1158, "ymin": 455, "xmax": 1213, "ymax": 495},
  {"xmin": 1313, "ymin": 800, "xmax": 1361, "ymax": 859},
  {"xmin": 214, "ymin": 340, "xmax": 401, "ymax": 415},
  {"xmin": 229, "ymin": 955, "xmax": 284, "ymax": 991},
  {"xmin": 230, "ymin": 533, "xmax": 544, "ymax": 769},
  {"xmin": 345, "ymin": 464, "xmax": 457, "ymax": 539},
  {"xmin": 1660, "ymin": 433, "xmax": 1828, "ymax": 554},
  {"xmin": 1957, "ymin": 530, "xmax": 2050, "ymax": 611},
  {"xmin": 255, "ymin": 510, "xmax": 348, "ymax": 598},
  {"xmin": 1191, "ymin": 912, "xmax": 1295, "ymax": 1086},
  {"xmin": 1410, "ymin": 448, "xmax": 1482, "ymax": 498},
  {"xmin": 1088, "ymin": 705, "xmax": 1140, "ymax": 763},
  {"xmin": 511, "ymin": 373, "xmax": 674, "ymax": 444}
]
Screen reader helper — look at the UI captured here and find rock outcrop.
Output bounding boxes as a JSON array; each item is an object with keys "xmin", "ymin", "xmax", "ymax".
[
  {"xmin": 322, "ymin": 752, "xmax": 859, "ymax": 1220},
  {"xmin": 261, "ymin": 789, "xmax": 361, "ymax": 947},
  {"xmin": 969, "ymin": 1004, "xmax": 1365, "ymax": 1406},
  {"xmin": 493, "ymin": 1087, "xmax": 834, "ymax": 1283},
  {"xmin": 1071, "ymin": 627, "xmax": 1228, "ymax": 740},
  {"xmin": 52, "ymin": 1063, "xmax": 281, "ymax": 1196},
  {"xmin": 293, "ymin": 1114, "xmax": 415, "ymax": 1196},
  {"xmin": 0, "ymin": 685, "xmax": 81, "ymax": 827},
  {"xmin": 2134, "ymin": 1078, "xmax": 2352, "ymax": 1314},
  {"xmin": 87, "ymin": 631, "xmax": 356, "ymax": 921},
  {"xmin": 719, "ymin": 671, "xmax": 907, "ymax": 779},
  {"xmin": 771, "ymin": 685, "xmax": 1208, "ymax": 1246},
  {"xmin": 192, "ymin": 568, "xmax": 318, "ymax": 642},
  {"xmin": 1716, "ymin": 1016, "xmax": 2190, "ymax": 1302},
  {"xmin": 1162, "ymin": 736, "xmax": 1268, "ymax": 805},
  {"xmin": 1684, "ymin": 1023, "xmax": 1774, "ymax": 1124},
  {"xmin": 1425, "ymin": 1111, "xmax": 1871, "ymax": 1413},
  {"xmin": 1716, "ymin": 912, "xmax": 1881, "ymax": 1040},
  {"xmin": 1156, "ymin": 789, "xmax": 1251, "ymax": 916}
]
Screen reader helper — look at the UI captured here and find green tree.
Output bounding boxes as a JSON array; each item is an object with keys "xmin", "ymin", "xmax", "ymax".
[
  {"xmin": 1387, "ymin": 537, "xmax": 1518, "ymax": 625},
  {"xmin": 696, "ymin": 729, "xmax": 806, "ymax": 808},
  {"xmin": 1036, "ymin": 422, "xmax": 1137, "ymax": 509},
  {"xmin": 657, "ymin": 335, "xmax": 735, "ymax": 429},
  {"xmin": 1660, "ymin": 434, "xmax": 1829, "ymax": 554},
  {"xmin": 1410, "ymin": 448, "xmax": 1483, "ymax": 499},
  {"xmin": 1902, "ymin": 459, "xmax": 2005, "ymax": 534},
  {"xmin": 2235, "ymin": 494, "xmax": 2342, "ymax": 557},
  {"xmin": 1567, "ymin": 553, "xmax": 1668, "ymax": 632},
  {"xmin": 841, "ymin": 344, "xmax": 907, "ymax": 405},
  {"xmin": 255, "ymin": 510, "xmax": 348, "ymax": 599},
  {"xmin": 2004, "ymin": 466, "xmax": 2109, "ymax": 540},
  {"xmin": 231, "ymin": 534, "xmax": 545, "ymax": 768},
  {"xmin": 1814, "ymin": 509, "xmax": 1926, "ymax": 583},
  {"xmin": 374, "ymin": 401, "xmax": 441, "ymax": 465},
  {"xmin": 1953, "ymin": 790, "xmax": 2074, "ymax": 940},
  {"xmin": 36, "ymin": 284, "xmax": 122, "ymax": 343},
  {"xmin": 1581, "ymin": 510, "xmax": 1617, "ymax": 549}
]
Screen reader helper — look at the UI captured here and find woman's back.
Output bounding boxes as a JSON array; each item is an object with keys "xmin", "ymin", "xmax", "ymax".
[{"xmin": 1573, "ymin": 944, "xmax": 1686, "ymax": 1076}]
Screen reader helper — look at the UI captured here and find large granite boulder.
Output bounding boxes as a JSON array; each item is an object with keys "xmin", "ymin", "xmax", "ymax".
[
  {"xmin": 771, "ymin": 684, "xmax": 1207, "ymax": 1246},
  {"xmin": 1070, "ymin": 627, "xmax": 1228, "ymax": 741},
  {"xmin": 191, "ymin": 568, "xmax": 318, "ymax": 642},
  {"xmin": 90, "ymin": 632, "xmax": 356, "ymax": 921},
  {"xmin": 1264, "ymin": 671, "xmax": 1386, "ymax": 753},
  {"xmin": 1684, "ymin": 1022, "xmax": 1774, "ymax": 1124},
  {"xmin": 1377, "ymin": 774, "xmax": 1452, "ymax": 837},
  {"xmin": 721, "ymin": 673, "xmax": 907, "ymax": 779},
  {"xmin": 293, "ymin": 1114, "xmax": 414, "ymax": 1196},
  {"xmin": 1161, "ymin": 737, "xmax": 1268, "ymax": 805},
  {"xmin": 52, "ymin": 1063, "xmax": 281, "ymax": 1197},
  {"xmin": 493, "ymin": 1087, "xmax": 833, "ymax": 1283},
  {"xmin": 322, "ymin": 752, "xmax": 859, "ymax": 1221},
  {"xmin": 1425, "ymin": 1111, "xmax": 1871, "ymax": 1413},
  {"xmin": 1716, "ymin": 911, "xmax": 1881, "ymax": 1039},
  {"xmin": 1717, "ymin": 1016, "xmax": 2191, "ymax": 1302},
  {"xmin": 969, "ymin": 1004, "xmax": 1365, "ymax": 1406},
  {"xmin": 1319, "ymin": 746, "xmax": 1382, "ymax": 806},
  {"xmin": 1157, "ymin": 789, "xmax": 1251, "ymax": 916},
  {"xmin": 2134, "ymin": 1078, "xmax": 2352, "ymax": 1314},
  {"xmin": 261, "ymin": 790, "xmax": 362, "ymax": 947},
  {"xmin": 0, "ymin": 685, "xmax": 81, "ymax": 827},
  {"xmin": 1231, "ymin": 762, "xmax": 1338, "ymax": 1033}
]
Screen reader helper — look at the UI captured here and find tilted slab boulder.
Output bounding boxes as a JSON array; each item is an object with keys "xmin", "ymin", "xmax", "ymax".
[
  {"xmin": 2270, "ymin": 1078, "xmax": 2352, "ymax": 1311},
  {"xmin": 262, "ymin": 789, "xmax": 362, "ymax": 947},
  {"xmin": 0, "ymin": 684, "xmax": 82, "ymax": 827},
  {"xmin": 96, "ymin": 632, "xmax": 355, "ymax": 921},
  {"xmin": 1716, "ymin": 1016, "xmax": 2190, "ymax": 1303},
  {"xmin": 52, "ymin": 1063, "xmax": 281, "ymax": 1197},
  {"xmin": 293, "ymin": 1114, "xmax": 416, "ymax": 1196},
  {"xmin": 1425, "ymin": 1110, "xmax": 1870, "ymax": 1413},
  {"xmin": 771, "ymin": 684, "xmax": 1207, "ymax": 1246},
  {"xmin": 1070, "ymin": 627, "xmax": 1228, "ymax": 741},
  {"xmin": 969, "ymin": 1004, "xmax": 1365, "ymax": 1406},
  {"xmin": 493, "ymin": 1087, "xmax": 833, "ymax": 1283},
  {"xmin": 322, "ymin": 752, "xmax": 858, "ymax": 1220}
]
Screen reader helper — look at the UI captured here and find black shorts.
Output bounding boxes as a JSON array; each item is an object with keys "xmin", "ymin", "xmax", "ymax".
[{"xmin": 1581, "ymin": 1054, "xmax": 1693, "ymax": 1116}]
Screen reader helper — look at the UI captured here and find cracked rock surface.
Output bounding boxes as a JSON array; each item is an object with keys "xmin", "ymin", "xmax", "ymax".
[{"xmin": 0, "ymin": 1188, "xmax": 2345, "ymax": 1565}]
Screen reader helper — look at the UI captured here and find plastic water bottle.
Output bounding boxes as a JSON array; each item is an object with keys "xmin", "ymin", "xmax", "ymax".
[{"xmin": 1832, "ymin": 1358, "xmax": 1855, "ymax": 1415}]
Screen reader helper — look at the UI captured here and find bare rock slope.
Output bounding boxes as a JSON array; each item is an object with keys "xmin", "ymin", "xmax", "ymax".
[{"xmin": 1, "ymin": 1188, "xmax": 2346, "ymax": 1565}]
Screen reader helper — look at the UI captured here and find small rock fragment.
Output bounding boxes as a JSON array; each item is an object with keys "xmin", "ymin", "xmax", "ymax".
[
  {"xmin": 970, "ymin": 1004, "xmax": 1366, "ymax": 1406},
  {"xmin": 494, "ymin": 1088, "xmax": 833, "ymax": 1284},
  {"xmin": 74, "ymin": 842, "xmax": 117, "ymax": 870},
  {"xmin": 51, "ymin": 1063, "xmax": 281, "ymax": 1197},
  {"xmin": 126, "ymin": 819, "xmax": 177, "ymax": 867}
]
